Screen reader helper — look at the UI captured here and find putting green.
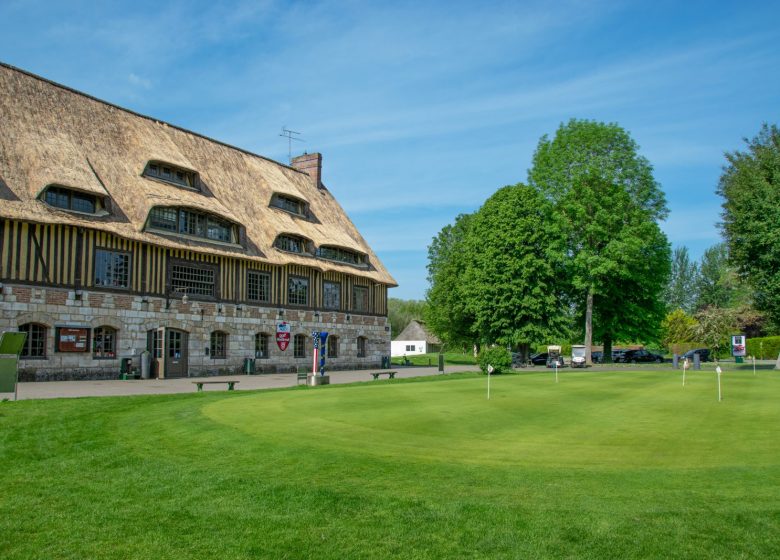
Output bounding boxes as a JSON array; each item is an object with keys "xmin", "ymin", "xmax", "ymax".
[{"xmin": 203, "ymin": 369, "xmax": 779, "ymax": 469}]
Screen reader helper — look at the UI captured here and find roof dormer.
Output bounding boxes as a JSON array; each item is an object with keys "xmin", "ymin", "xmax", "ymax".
[
  {"xmin": 39, "ymin": 184, "xmax": 109, "ymax": 216},
  {"xmin": 269, "ymin": 192, "xmax": 309, "ymax": 218},
  {"xmin": 142, "ymin": 161, "xmax": 199, "ymax": 191}
]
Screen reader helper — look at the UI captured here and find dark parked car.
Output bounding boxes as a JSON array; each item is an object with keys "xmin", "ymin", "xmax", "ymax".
[
  {"xmin": 621, "ymin": 349, "xmax": 665, "ymax": 364},
  {"xmin": 591, "ymin": 351, "xmax": 603, "ymax": 363},
  {"xmin": 529, "ymin": 353, "xmax": 548, "ymax": 366},
  {"xmin": 681, "ymin": 348, "xmax": 711, "ymax": 362}
]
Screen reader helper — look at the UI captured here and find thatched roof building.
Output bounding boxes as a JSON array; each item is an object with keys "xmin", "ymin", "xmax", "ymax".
[
  {"xmin": 0, "ymin": 62, "xmax": 396, "ymax": 287},
  {"xmin": 394, "ymin": 320, "xmax": 441, "ymax": 344}
]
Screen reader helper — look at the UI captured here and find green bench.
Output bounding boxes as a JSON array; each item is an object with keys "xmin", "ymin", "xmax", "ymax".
[
  {"xmin": 297, "ymin": 372, "xmax": 308, "ymax": 385},
  {"xmin": 370, "ymin": 371, "xmax": 397, "ymax": 380},
  {"xmin": 192, "ymin": 380, "xmax": 239, "ymax": 392}
]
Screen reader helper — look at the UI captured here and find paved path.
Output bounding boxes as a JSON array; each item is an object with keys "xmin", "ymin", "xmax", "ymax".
[{"xmin": 2, "ymin": 365, "xmax": 481, "ymax": 401}]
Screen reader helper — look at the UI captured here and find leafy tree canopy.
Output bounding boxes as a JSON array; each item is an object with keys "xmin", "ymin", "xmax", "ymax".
[
  {"xmin": 665, "ymin": 246, "xmax": 699, "ymax": 313},
  {"xmin": 718, "ymin": 123, "xmax": 780, "ymax": 328},
  {"xmin": 528, "ymin": 119, "xmax": 671, "ymax": 362},
  {"xmin": 460, "ymin": 184, "xmax": 570, "ymax": 355},
  {"xmin": 424, "ymin": 213, "xmax": 475, "ymax": 349}
]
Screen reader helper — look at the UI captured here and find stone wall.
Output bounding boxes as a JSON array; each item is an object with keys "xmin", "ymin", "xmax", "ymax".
[{"xmin": 0, "ymin": 284, "xmax": 390, "ymax": 382}]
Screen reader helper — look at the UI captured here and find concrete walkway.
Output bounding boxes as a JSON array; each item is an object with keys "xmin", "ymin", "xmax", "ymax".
[{"xmin": 2, "ymin": 365, "xmax": 481, "ymax": 401}]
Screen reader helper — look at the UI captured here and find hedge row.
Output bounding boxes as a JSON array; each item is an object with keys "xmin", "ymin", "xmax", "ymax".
[{"xmin": 746, "ymin": 336, "xmax": 780, "ymax": 359}]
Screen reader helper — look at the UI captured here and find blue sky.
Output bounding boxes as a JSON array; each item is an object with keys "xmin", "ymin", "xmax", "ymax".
[{"xmin": 2, "ymin": 1, "xmax": 778, "ymax": 299}]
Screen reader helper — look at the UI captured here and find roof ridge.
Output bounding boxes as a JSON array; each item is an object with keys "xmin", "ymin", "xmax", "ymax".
[{"xmin": 0, "ymin": 60, "xmax": 306, "ymax": 177}]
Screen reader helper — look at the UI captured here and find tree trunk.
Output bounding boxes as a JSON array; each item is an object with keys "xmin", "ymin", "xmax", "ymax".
[
  {"xmin": 584, "ymin": 288, "xmax": 594, "ymax": 365},
  {"xmin": 603, "ymin": 333, "xmax": 613, "ymax": 364}
]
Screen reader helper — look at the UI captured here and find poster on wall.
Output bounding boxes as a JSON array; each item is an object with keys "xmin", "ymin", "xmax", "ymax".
[
  {"xmin": 731, "ymin": 334, "xmax": 746, "ymax": 357},
  {"xmin": 276, "ymin": 322, "xmax": 291, "ymax": 351},
  {"xmin": 57, "ymin": 327, "xmax": 89, "ymax": 352}
]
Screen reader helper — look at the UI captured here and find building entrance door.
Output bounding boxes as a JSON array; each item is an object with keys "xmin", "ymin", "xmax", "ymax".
[{"xmin": 165, "ymin": 329, "xmax": 189, "ymax": 378}]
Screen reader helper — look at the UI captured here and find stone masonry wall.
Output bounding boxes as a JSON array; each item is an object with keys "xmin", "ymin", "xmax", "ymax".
[{"xmin": 0, "ymin": 284, "xmax": 390, "ymax": 382}]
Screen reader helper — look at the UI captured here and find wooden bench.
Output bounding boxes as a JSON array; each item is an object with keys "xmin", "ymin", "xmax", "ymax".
[
  {"xmin": 370, "ymin": 371, "xmax": 397, "ymax": 380},
  {"xmin": 297, "ymin": 372, "xmax": 308, "ymax": 385},
  {"xmin": 192, "ymin": 380, "xmax": 239, "ymax": 392}
]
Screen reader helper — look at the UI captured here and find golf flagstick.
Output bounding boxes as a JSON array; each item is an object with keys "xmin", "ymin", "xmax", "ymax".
[
  {"xmin": 487, "ymin": 364, "xmax": 493, "ymax": 400},
  {"xmin": 716, "ymin": 365, "xmax": 723, "ymax": 402},
  {"xmin": 683, "ymin": 358, "xmax": 688, "ymax": 387}
]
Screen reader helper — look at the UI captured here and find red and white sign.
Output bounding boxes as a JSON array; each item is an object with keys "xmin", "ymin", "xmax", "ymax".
[{"xmin": 276, "ymin": 322, "xmax": 291, "ymax": 351}]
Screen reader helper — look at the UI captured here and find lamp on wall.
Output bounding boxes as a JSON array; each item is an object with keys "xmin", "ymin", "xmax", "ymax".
[
  {"xmin": 165, "ymin": 287, "xmax": 189, "ymax": 310},
  {"xmin": 346, "ymin": 314, "xmax": 351, "ymax": 322},
  {"xmin": 278, "ymin": 309, "xmax": 285, "ymax": 317},
  {"xmin": 314, "ymin": 311, "xmax": 320, "ymax": 320}
]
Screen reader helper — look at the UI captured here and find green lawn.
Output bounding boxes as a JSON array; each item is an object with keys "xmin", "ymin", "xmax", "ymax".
[
  {"xmin": 1, "ymin": 369, "xmax": 779, "ymax": 559},
  {"xmin": 391, "ymin": 351, "xmax": 477, "ymax": 366}
]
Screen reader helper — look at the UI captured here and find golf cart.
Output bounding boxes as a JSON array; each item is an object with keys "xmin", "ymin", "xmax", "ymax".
[
  {"xmin": 546, "ymin": 345, "xmax": 565, "ymax": 368},
  {"xmin": 571, "ymin": 345, "xmax": 587, "ymax": 368}
]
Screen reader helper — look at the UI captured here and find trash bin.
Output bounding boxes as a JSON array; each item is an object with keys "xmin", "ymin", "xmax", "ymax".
[
  {"xmin": 243, "ymin": 358, "xmax": 256, "ymax": 375},
  {"xmin": 0, "ymin": 331, "xmax": 26, "ymax": 399},
  {"xmin": 381, "ymin": 356, "xmax": 390, "ymax": 369},
  {"xmin": 120, "ymin": 357, "xmax": 133, "ymax": 380}
]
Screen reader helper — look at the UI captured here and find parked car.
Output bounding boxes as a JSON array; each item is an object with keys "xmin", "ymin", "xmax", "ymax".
[
  {"xmin": 611, "ymin": 349, "xmax": 628, "ymax": 362},
  {"xmin": 621, "ymin": 349, "xmax": 665, "ymax": 364},
  {"xmin": 591, "ymin": 351, "xmax": 603, "ymax": 363},
  {"xmin": 529, "ymin": 353, "xmax": 548, "ymax": 366},
  {"xmin": 681, "ymin": 348, "xmax": 711, "ymax": 362}
]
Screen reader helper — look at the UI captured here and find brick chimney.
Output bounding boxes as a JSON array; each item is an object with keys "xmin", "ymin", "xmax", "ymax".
[{"xmin": 291, "ymin": 152, "xmax": 323, "ymax": 188}]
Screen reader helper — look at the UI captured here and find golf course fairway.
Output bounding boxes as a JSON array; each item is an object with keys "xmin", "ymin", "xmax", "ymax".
[{"xmin": 1, "ymin": 369, "xmax": 778, "ymax": 559}]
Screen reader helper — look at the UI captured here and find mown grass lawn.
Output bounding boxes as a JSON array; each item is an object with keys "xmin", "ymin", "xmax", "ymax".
[{"xmin": 1, "ymin": 369, "xmax": 779, "ymax": 559}]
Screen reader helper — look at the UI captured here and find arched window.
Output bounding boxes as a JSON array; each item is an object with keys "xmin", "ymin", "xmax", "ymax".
[
  {"xmin": 93, "ymin": 326, "xmax": 117, "ymax": 359},
  {"xmin": 270, "ymin": 193, "xmax": 307, "ymax": 216},
  {"xmin": 255, "ymin": 333, "xmax": 269, "ymax": 359},
  {"xmin": 357, "ymin": 336, "xmax": 367, "ymax": 358},
  {"xmin": 294, "ymin": 334, "xmax": 306, "ymax": 359},
  {"xmin": 326, "ymin": 335, "xmax": 338, "ymax": 358},
  {"xmin": 316, "ymin": 245, "xmax": 367, "ymax": 266},
  {"xmin": 143, "ymin": 161, "xmax": 199, "ymax": 190},
  {"xmin": 41, "ymin": 185, "xmax": 104, "ymax": 214},
  {"xmin": 19, "ymin": 323, "xmax": 47, "ymax": 358},
  {"xmin": 274, "ymin": 234, "xmax": 312, "ymax": 255},
  {"xmin": 210, "ymin": 331, "xmax": 228, "ymax": 359}
]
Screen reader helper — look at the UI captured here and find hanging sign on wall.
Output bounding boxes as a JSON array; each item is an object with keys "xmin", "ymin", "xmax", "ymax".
[{"xmin": 276, "ymin": 322, "xmax": 291, "ymax": 351}]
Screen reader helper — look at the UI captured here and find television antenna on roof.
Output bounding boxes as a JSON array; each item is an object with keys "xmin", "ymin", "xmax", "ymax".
[{"xmin": 279, "ymin": 127, "xmax": 304, "ymax": 164}]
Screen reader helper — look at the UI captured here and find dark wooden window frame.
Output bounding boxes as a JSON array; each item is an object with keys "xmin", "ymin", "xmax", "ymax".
[
  {"xmin": 294, "ymin": 334, "xmax": 306, "ymax": 358},
  {"xmin": 210, "ymin": 330, "xmax": 228, "ymax": 360},
  {"xmin": 353, "ymin": 285, "xmax": 370, "ymax": 313},
  {"xmin": 288, "ymin": 275, "xmax": 309, "ymax": 306},
  {"xmin": 19, "ymin": 323, "xmax": 47, "ymax": 359},
  {"xmin": 323, "ymin": 280, "xmax": 341, "ymax": 310},
  {"xmin": 255, "ymin": 332, "xmax": 270, "ymax": 359},
  {"xmin": 143, "ymin": 161, "xmax": 200, "ymax": 191},
  {"xmin": 93, "ymin": 248, "xmax": 131, "ymax": 290},
  {"xmin": 167, "ymin": 259, "xmax": 220, "ymax": 300},
  {"xmin": 247, "ymin": 270, "xmax": 271, "ymax": 303}
]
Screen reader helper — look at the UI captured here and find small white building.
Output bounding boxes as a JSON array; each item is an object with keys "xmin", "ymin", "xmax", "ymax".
[{"xmin": 391, "ymin": 320, "xmax": 441, "ymax": 356}]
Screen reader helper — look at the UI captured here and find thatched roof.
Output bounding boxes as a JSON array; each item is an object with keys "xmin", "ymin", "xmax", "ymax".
[
  {"xmin": 0, "ymin": 62, "xmax": 396, "ymax": 286},
  {"xmin": 394, "ymin": 320, "xmax": 441, "ymax": 344}
]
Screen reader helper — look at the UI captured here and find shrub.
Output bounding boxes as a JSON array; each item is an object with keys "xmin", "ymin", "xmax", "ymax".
[
  {"xmin": 746, "ymin": 336, "xmax": 780, "ymax": 360},
  {"xmin": 478, "ymin": 346, "xmax": 511, "ymax": 375}
]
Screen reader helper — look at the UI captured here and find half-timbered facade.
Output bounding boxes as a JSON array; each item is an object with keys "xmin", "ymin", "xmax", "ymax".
[{"xmin": 0, "ymin": 63, "xmax": 396, "ymax": 380}]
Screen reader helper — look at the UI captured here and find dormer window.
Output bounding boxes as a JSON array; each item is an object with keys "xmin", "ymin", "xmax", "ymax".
[
  {"xmin": 274, "ymin": 234, "xmax": 312, "ymax": 254},
  {"xmin": 147, "ymin": 206, "xmax": 237, "ymax": 244},
  {"xmin": 41, "ymin": 185, "xmax": 104, "ymax": 215},
  {"xmin": 270, "ymin": 193, "xmax": 307, "ymax": 217},
  {"xmin": 143, "ymin": 161, "xmax": 198, "ymax": 190},
  {"xmin": 316, "ymin": 245, "xmax": 367, "ymax": 266}
]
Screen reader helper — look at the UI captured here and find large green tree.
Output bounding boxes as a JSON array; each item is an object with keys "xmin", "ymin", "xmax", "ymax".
[
  {"xmin": 528, "ymin": 119, "xmax": 671, "ymax": 363},
  {"xmin": 695, "ymin": 243, "xmax": 750, "ymax": 311},
  {"xmin": 665, "ymin": 246, "xmax": 699, "ymax": 313},
  {"xmin": 460, "ymin": 184, "xmax": 569, "ymax": 360},
  {"xmin": 424, "ymin": 214, "xmax": 475, "ymax": 350},
  {"xmin": 718, "ymin": 123, "xmax": 780, "ymax": 329}
]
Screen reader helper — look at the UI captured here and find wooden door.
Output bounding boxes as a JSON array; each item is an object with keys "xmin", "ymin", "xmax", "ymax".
[{"xmin": 165, "ymin": 329, "xmax": 189, "ymax": 378}]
